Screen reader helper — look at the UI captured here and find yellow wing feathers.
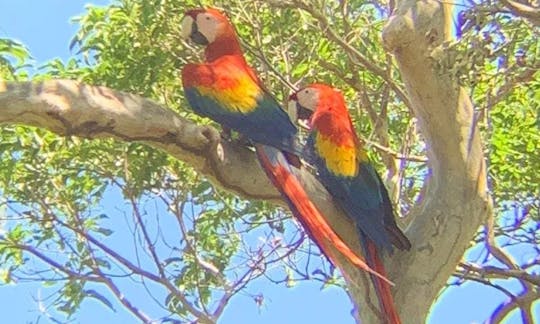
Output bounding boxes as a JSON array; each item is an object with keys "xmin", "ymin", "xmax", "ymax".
[
  {"xmin": 197, "ymin": 73, "xmax": 261, "ymax": 114},
  {"xmin": 315, "ymin": 132, "xmax": 358, "ymax": 177}
]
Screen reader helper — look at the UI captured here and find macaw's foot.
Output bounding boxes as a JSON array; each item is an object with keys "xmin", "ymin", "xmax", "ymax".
[
  {"xmin": 284, "ymin": 152, "xmax": 302, "ymax": 168},
  {"xmin": 220, "ymin": 127, "xmax": 232, "ymax": 141},
  {"xmin": 237, "ymin": 133, "xmax": 252, "ymax": 148}
]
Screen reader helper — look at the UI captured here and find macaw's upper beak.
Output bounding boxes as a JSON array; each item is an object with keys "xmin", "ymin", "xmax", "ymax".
[{"xmin": 181, "ymin": 12, "xmax": 209, "ymax": 45}]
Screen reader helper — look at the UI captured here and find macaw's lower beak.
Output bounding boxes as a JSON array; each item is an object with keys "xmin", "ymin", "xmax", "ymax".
[
  {"xmin": 297, "ymin": 104, "xmax": 313, "ymax": 130},
  {"xmin": 181, "ymin": 15, "xmax": 209, "ymax": 45},
  {"xmin": 287, "ymin": 100, "xmax": 313, "ymax": 129},
  {"xmin": 190, "ymin": 23, "xmax": 209, "ymax": 45},
  {"xmin": 297, "ymin": 104, "xmax": 313, "ymax": 121}
]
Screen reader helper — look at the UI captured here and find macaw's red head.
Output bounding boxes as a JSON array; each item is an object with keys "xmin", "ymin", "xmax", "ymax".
[
  {"xmin": 181, "ymin": 8, "xmax": 234, "ymax": 46},
  {"xmin": 288, "ymin": 83, "xmax": 348, "ymax": 129}
]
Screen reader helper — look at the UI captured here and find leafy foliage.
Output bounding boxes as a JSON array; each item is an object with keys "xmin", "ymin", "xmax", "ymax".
[
  {"xmin": 0, "ymin": 38, "xmax": 30, "ymax": 80},
  {"xmin": 441, "ymin": 1, "xmax": 540, "ymax": 211}
]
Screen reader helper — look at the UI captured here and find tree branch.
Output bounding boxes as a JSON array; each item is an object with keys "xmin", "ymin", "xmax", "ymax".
[
  {"xmin": 490, "ymin": 287, "xmax": 539, "ymax": 324},
  {"xmin": 0, "ymin": 80, "xmax": 278, "ymax": 202},
  {"xmin": 459, "ymin": 262, "xmax": 540, "ymax": 286},
  {"xmin": 0, "ymin": 78, "xmax": 376, "ymax": 320},
  {"xmin": 94, "ymin": 270, "xmax": 154, "ymax": 323}
]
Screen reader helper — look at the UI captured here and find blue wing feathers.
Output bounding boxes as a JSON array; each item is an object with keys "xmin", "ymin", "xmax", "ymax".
[
  {"xmin": 185, "ymin": 87, "xmax": 301, "ymax": 155},
  {"xmin": 304, "ymin": 137, "xmax": 394, "ymax": 252}
]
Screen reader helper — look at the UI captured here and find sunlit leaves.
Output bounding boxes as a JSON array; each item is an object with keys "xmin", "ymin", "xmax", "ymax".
[
  {"xmin": 67, "ymin": 1, "xmax": 190, "ymax": 101},
  {"xmin": 488, "ymin": 79, "xmax": 540, "ymax": 206},
  {"xmin": 0, "ymin": 38, "xmax": 30, "ymax": 80},
  {"xmin": 57, "ymin": 280, "xmax": 85, "ymax": 315}
]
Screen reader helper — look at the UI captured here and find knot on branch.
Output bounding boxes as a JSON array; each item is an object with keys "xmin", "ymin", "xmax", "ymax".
[
  {"xmin": 382, "ymin": 0, "xmax": 448, "ymax": 54},
  {"xmin": 382, "ymin": 15, "xmax": 415, "ymax": 53}
]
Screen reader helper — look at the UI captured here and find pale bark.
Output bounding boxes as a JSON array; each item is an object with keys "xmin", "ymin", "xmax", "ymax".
[
  {"xmin": 339, "ymin": 0, "xmax": 493, "ymax": 323},
  {"xmin": 0, "ymin": 80, "xmax": 277, "ymax": 200}
]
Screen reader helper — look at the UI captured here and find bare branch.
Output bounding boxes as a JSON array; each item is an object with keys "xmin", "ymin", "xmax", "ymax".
[
  {"xmin": 93, "ymin": 269, "xmax": 154, "ymax": 323},
  {"xmin": 459, "ymin": 262, "xmax": 540, "ymax": 286},
  {"xmin": 128, "ymin": 193, "xmax": 167, "ymax": 278},
  {"xmin": 490, "ymin": 287, "xmax": 539, "ymax": 324}
]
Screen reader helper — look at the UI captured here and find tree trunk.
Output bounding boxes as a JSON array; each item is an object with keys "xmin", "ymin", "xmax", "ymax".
[{"xmin": 339, "ymin": 0, "xmax": 493, "ymax": 323}]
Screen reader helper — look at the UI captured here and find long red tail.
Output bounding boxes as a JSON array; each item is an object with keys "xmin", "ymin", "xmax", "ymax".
[
  {"xmin": 364, "ymin": 236, "xmax": 401, "ymax": 324},
  {"xmin": 255, "ymin": 144, "xmax": 391, "ymax": 285}
]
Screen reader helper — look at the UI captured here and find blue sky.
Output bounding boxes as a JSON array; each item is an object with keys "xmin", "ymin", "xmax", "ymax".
[
  {"xmin": 0, "ymin": 1, "xmax": 108, "ymax": 64},
  {"xmin": 0, "ymin": 1, "xmax": 536, "ymax": 323}
]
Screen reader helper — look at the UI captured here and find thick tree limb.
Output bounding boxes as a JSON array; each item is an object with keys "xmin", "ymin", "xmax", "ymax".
[
  {"xmin": 0, "ymin": 79, "xmax": 369, "ymax": 300},
  {"xmin": 0, "ymin": 80, "xmax": 278, "ymax": 201}
]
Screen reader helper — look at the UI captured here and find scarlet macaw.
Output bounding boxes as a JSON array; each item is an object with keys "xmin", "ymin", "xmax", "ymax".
[
  {"xmin": 180, "ymin": 8, "xmax": 387, "ymax": 281},
  {"xmin": 289, "ymin": 83, "xmax": 411, "ymax": 324}
]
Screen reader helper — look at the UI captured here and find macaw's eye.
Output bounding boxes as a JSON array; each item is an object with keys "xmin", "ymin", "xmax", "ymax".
[{"xmin": 205, "ymin": 16, "xmax": 211, "ymax": 20}]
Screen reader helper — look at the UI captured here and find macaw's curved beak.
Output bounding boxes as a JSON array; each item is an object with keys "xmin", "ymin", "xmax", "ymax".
[
  {"xmin": 181, "ymin": 13, "xmax": 208, "ymax": 45},
  {"xmin": 287, "ymin": 95, "xmax": 313, "ymax": 129},
  {"xmin": 297, "ymin": 104, "xmax": 313, "ymax": 121}
]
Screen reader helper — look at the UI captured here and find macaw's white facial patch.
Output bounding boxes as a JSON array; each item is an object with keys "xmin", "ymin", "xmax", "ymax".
[
  {"xmin": 296, "ymin": 87, "xmax": 319, "ymax": 112},
  {"xmin": 196, "ymin": 12, "xmax": 220, "ymax": 44},
  {"xmin": 180, "ymin": 15, "xmax": 194, "ymax": 39}
]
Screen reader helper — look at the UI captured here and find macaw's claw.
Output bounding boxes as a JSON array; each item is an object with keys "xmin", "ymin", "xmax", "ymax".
[
  {"xmin": 236, "ymin": 133, "xmax": 252, "ymax": 148},
  {"xmin": 220, "ymin": 127, "xmax": 232, "ymax": 141}
]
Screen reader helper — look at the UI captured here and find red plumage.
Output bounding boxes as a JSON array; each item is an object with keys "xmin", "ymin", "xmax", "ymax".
[
  {"xmin": 182, "ymin": 55, "xmax": 258, "ymax": 89},
  {"xmin": 290, "ymin": 83, "xmax": 411, "ymax": 324},
  {"xmin": 181, "ymin": 8, "xmax": 388, "ymax": 285},
  {"xmin": 256, "ymin": 145, "xmax": 391, "ymax": 285},
  {"xmin": 365, "ymin": 238, "xmax": 401, "ymax": 324}
]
